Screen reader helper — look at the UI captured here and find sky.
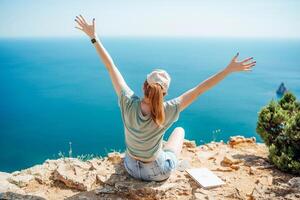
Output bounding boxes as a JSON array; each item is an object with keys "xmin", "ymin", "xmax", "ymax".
[{"xmin": 0, "ymin": 0, "xmax": 300, "ymax": 38}]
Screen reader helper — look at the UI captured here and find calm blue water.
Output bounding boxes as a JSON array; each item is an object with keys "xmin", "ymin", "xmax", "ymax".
[{"xmin": 0, "ymin": 37, "xmax": 299, "ymax": 172}]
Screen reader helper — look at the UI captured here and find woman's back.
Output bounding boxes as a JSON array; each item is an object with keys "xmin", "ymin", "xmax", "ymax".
[{"xmin": 118, "ymin": 88, "xmax": 180, "ymax": 162}]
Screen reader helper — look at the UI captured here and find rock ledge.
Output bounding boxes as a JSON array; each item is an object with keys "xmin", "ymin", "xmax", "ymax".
[{"xmin": 0, "ymin": 136, "xmax": 299, "ymax": 200}]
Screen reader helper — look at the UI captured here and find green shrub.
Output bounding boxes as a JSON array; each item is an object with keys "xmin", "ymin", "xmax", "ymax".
[{"xmin": 256, "ymin": 92, "xmax": 300, "ymax": 174}]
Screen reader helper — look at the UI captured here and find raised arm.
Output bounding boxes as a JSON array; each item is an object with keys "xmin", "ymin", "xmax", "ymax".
[
  {"xmin": 177, "ymin": 53, "xmax": 256, "ymax": 111},
  {"xmin": 75, "ymin": 15, "xmax": 130, "ymax": 97}
]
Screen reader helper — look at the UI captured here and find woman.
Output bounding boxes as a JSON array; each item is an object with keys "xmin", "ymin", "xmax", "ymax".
[{"xmin": 75, "ymin": 15, "xmax": 256, "ymax": 181}]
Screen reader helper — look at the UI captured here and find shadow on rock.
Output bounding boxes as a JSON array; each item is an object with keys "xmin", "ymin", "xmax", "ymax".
[
  {"xmin": 0, "ymin": 192, "xmax": 46, "ymax": 200},
  {"xmin": 232, "ymin": 154, "xmax": 270, "ymax": 167}
]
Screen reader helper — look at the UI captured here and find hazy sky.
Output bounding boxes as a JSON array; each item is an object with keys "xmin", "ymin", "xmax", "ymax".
[{"xmin": 0, "ymin": 0, "xmax": 300, "ymax": 38}]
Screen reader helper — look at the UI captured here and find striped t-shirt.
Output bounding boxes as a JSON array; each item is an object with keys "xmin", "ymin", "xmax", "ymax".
[{"xmin": 118, "ymin": 88, "xmax": 181, "ymax": 161}]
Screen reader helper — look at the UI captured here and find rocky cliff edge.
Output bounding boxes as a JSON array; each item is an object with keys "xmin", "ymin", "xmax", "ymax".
[{"xmin": 0, "ymin": 136, "xmax": 299, "ymax": 200}]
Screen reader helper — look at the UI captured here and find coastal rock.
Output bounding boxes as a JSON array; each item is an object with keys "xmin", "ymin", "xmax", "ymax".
[
  {"xmin": 230, "ymin": 164, "xmax": 240, "ymax": 170},
  {"xmin": 183, "ymin": 139, "xmax": 196, "ymax": 149},
  {"xmin": 52, "ymin": 158, "xmax": 97, "ymax": 191},
  {"xmin": 0, "ymin": 172, "xmax": 11, "ymax": 184},
  {"xmin": 0, "ymin": 136, "xmax": 298, "ymax": 200},
  {"xmin": 228, "ymin": 135, "xmax": 256, "ymax": 147},
  {"xmin": 220, "ymin": 156, "xmax": 243, "ymax": 171},
  {"xmin": 23, "ymin": 164, "xmax": 54, "ymax": 185},
  {"xmin": 11, "ymin": 171, "xmax": 21, "ymax": 176},
  {"xmin": 213, "ymin": 166, "xmax": 234, "ymax": 172},
  {"xmin": 7, "ymin": 174, "xmax": 35, "ymax": 188},
  {"xmin": 289, "ymin": 177, "xmax": 300, "ymax": 189},
  {"xmin": 0, "ymin": 172, "xmax": 25, "ymax": 194},
  {"xmin": 197, "ymin": 151, "xmax": 217, "ymax": 160},
  {"xmin": 107, "ymin": 152, "xmax": 122, "ymax": 164},
  {"xmin": 221, "ymin": 156, "xmax": 242, "ymax": 165},
  {"xmin": 0, "ymin": 192, "xmax": 46, "ymax": 200}
]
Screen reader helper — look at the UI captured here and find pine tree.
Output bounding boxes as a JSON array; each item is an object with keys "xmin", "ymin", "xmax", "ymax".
[{"xmin": 256, "ymin": 92, "xmax": 300, "ymax": 174}]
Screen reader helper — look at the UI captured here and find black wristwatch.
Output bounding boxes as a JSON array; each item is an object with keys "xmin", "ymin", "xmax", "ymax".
[{"xmin": 91, "ymin": 38, "xmax": 97, "ymax": 44}]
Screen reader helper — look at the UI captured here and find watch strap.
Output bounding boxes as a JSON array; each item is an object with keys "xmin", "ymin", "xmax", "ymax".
[{"xmin": 91, "ymin": 38, "xmax": 97, "ymax": 44}]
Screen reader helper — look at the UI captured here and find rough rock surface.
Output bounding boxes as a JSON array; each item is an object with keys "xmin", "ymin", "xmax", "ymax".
[{"xmin": 0, "ymin": 136, "xmax": 299, "ymax": 200}]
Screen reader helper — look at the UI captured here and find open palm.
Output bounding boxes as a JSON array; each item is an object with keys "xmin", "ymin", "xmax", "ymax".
[
  {"xmin": 75, "ymin": 15, "xmax": 96, "ymax": 39},
  {"xmin": 226, "ymin": 53, "xmax": 256, "ymax": 73}
]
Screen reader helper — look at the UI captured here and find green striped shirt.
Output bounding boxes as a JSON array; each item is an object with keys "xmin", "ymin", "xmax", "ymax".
[{"xmin": 118, "ymin": 88, "xmax": 181, "ymax": 161}]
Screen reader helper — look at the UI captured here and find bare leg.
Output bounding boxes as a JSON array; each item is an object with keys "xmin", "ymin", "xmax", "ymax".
[{"xmin": 163, "ymin": 127, "xmax": 185, "ymax": 157}]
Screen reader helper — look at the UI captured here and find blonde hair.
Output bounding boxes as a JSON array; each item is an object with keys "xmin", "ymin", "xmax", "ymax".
[{"xmin": 143, "ymin": 80, "xmax": 165, "ymax": 126}]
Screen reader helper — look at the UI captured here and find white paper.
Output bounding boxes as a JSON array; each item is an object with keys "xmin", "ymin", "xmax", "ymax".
[{"xmin": 186, "ymin": 168, "xmax": 225, "ymax": 189}]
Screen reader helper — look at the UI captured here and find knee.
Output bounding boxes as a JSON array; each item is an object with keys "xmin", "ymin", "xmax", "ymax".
[{"xmin": 174, "ymin": 127, "xmax": 185, "ymax": 137}]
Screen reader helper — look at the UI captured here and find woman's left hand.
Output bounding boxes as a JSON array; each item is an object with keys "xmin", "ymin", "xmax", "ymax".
[
  {"xmin": 225, "ymin": 53, "xmax": 256, "ymax": 73},
  {"xmin": 75, "ymin": 15, "xmax": 96, "ymax": 39}
]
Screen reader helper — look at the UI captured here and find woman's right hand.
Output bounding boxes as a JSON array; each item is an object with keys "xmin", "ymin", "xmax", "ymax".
[{"xmin": 75, "ymin": 15, "xmax": 96, "ymax": 39}]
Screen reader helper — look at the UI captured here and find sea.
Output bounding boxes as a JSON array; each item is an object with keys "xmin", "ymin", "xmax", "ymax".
[{"xmin": 0, "ymin": 37, "xmax": 299, "ymax": 172}]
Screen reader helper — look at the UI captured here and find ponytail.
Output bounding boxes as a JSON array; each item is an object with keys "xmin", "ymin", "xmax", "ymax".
[{"xmin": 144, "ymin": 81, "xmax": 165, "ymax": 126}]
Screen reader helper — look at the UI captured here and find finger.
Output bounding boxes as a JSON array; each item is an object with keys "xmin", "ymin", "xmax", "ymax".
[
  {"xmin": 92, "ymin": 18, "xmax": 95, "ymax": 28},
  {"xmin": 244, "ymin": 61, "xmax": 256, "ymax": 67},
  {"xmin": 75, "ymin": 19, "xmax": 83, "ymax": 27},
  {"xmin": 76, "ymin": 16, "xmax": 84, "ymax": 25},
  {"xmin": 244, "ymin": 64, "xmax": 256, "ymax": 69},
  {"xmin": 244, "ymin": 68, "xmax": 252, "ymax": 72},
  {"xmin": 79, "ymin": 14, "xmax": 87, "ymax": 24},
  {"xmin": 241, "ymin": 57, "xmax": 253, "ymax": 64},
  {"xmin": 232, "ymin": 52, "xmax": 239, "ymax": 61},
  {"xmin": 75, "ymin": 26, "xmax": 83, "ymax": 31}
]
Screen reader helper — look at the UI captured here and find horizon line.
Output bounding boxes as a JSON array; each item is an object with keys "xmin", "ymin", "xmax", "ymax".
[{"xmin": 1, "ymin": 35, "xmax": 300, "ymax": 40}]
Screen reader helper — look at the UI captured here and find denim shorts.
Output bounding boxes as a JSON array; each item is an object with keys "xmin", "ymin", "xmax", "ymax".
[{"xmin": 124, "ymin": 149, "xmax": 178, "ymax": 181}]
